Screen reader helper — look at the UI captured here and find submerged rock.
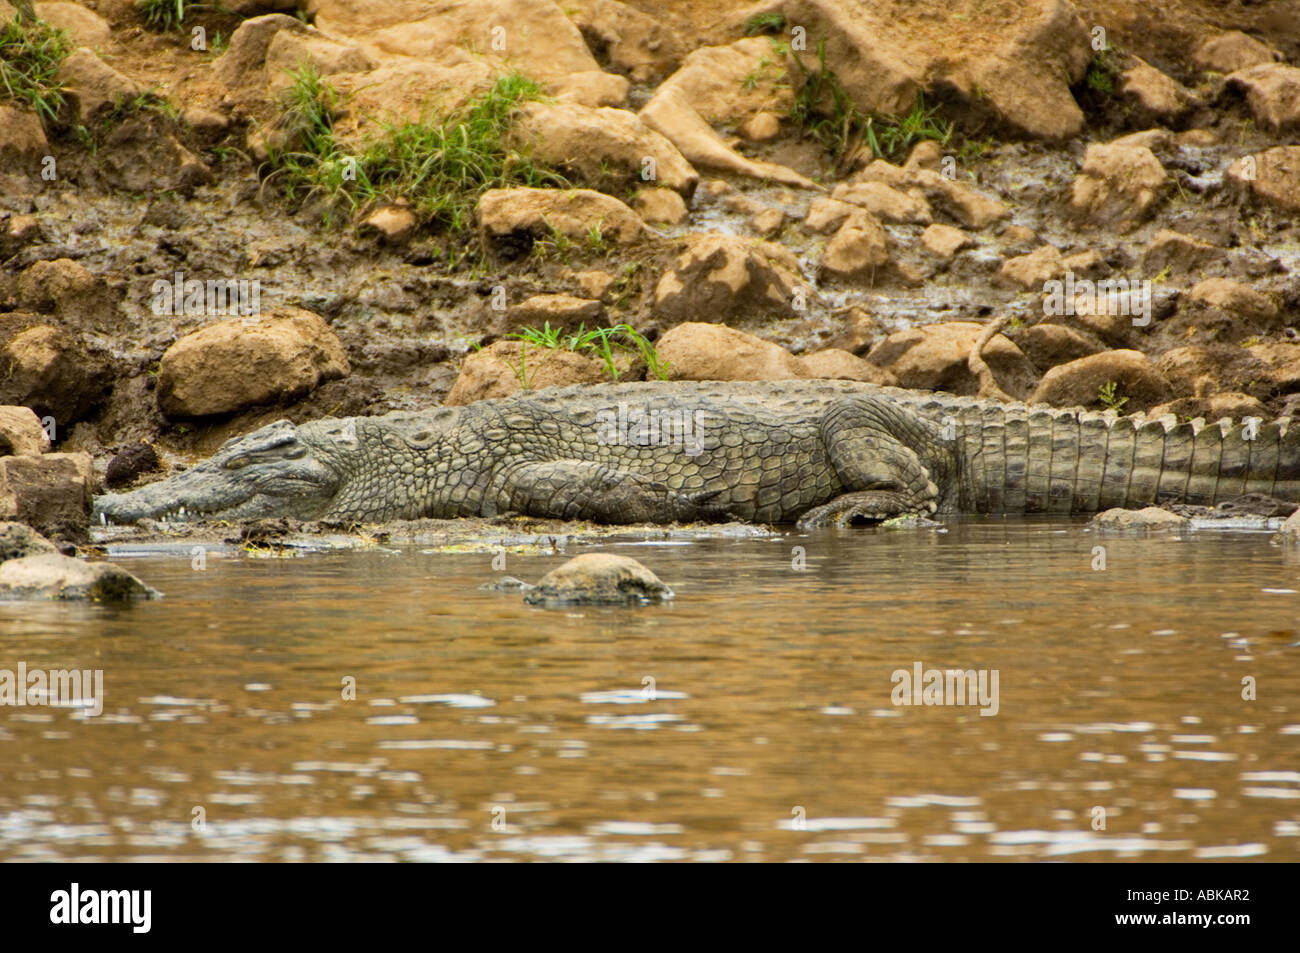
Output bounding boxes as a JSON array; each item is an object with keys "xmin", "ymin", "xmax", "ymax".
[
  {"xmin": 0, "ymin": 552, "xmax": 160, "ymax": 601},
  {"xmin": 0, "ymin": 521, "xmax": 58, "ymax": 562},
  {"xmin": 1090, "ymin": 507, "xmax": 1188, "ymax": 530},
  {"xmin": 524, "ymin": 553, "xmax": 673, "ymax": 606}
]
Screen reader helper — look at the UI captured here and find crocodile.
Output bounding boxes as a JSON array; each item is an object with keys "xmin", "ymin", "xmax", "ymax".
[{"xmin": 91, "ymin": 380, "xmax": 1300, "ymax": 528}]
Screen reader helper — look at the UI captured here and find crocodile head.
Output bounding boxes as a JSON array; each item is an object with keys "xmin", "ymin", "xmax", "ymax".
[{"xmin": 93, "ymin": 420, "xmax": 344, "ymax": 525}]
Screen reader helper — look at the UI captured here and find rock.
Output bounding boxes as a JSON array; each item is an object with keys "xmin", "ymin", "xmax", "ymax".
[
  {"xmin": 505, "ymin": 294, "xmax": 603, "ymax": 335},
  {"xmin": 796, "ymin": 349, "xmax": 896, "ymax": 385},
  {"xmin": 550, "ymin": 70, "xmax": 629, "ymax": 108},
  {"xmin": 99, "ymin": 118, "xmax": 212, "ymax": 193},
  {"xmin": 1119, "ymin": 58, "xmax": 1194, "ymax": 124},
  {"xmin": 750, "ymin": 207, "xmax": 785, "ymax": 237},
  {"xmin": 994, "ymin": 244, "xmax": 1064, "ymax": 290},
  {"xmin": 653, "ymin": 37, "xmax": 790, "ymax": 127},
  {"xmin": 823, "ymin": 306, "xmax": 880, "ymax": 355},
  {"xmin": 1226, "ymin": 63, "xmax": 1300, "ymax": 133},
  {"xmin": 820, "ymin": 213, "xmax": 892, "ymax": 281},
  {"xmin": 211, "ymin": 14, "xmax": 319, "ymax": 87},
  {"xmin": 1142, "ymin": 229, "xmax": 1225, "ymax": 275},
  {"xmin": 778, "ymin": 0, "xmax": 1091, "ymax": 140},
  {"xmin": 904, "ymin": 140, "xmax": 945, "ymax": 172},
  {"xmin": 56, "ymin": 48, "xmax": 141, "ymax": 121},
  {"xmin": 443, "ymin": 340, "xmax": 607, "ymax": 405},
  {"xmin": 0, "ymin": 553, "xmax": 160, "ymax": 600},
  {"xmin": 1245, "ymin": 342, "xmax": 1300, "ymax": 394},
  {"xmin": 639, "ymin": 86, "xmax": 818, "ymax": 189},
  {"xmin": 1194, "ymin": 31, "xmax": 1280, "ymax": 74},
  {"xmin": 632, "ymin": 187, "xmax": 689, "ymax": 225},
  {"xmin": 654, "ymin": 233, "xmax": 811, "ymax": 326},
  {"xmin": 478, "ymin": 187, "xmax": 644, "ymax": 255},
  {"xmin": 1229, "ymin": 146, "xmax": 1300, "ymax": 214},
  {"xmin": 330, "ymin": 58, "xmax": 495, "ymax": 135},
  {"xmin": 33, "ymin": 3, "xmax": 111, "ymax": 47},
  {"xmin": 999, "ymin": 223, "xmax": 1037, "ymax": 249},
  {"xmin": 830, "ymin": 181, "xmax": 931, "ymax": 224},
  {"xmin": 566, "ymin": 0, "xmax": 685, "ymax": 83},
  {"xmin": 1148, "ymin": 393, "xmax": 1268, "ymax": 422},
  {"xmin": 1276, "ymin": 507, "xmax": 1300, "ymax": 544},
  {"xmin": 1068, "ymin": 142, "xmax": 1168, "ymax": 230},
  {"xmin": 1, "ymin": 213, "xmax": 44, "ymax": 259},
  {"xmin": 1090, "ymin": 507, "xmax": 1187, "ymax": 530},
  {"xmin": 920, "ymin": 223, "xmax": 972, "ymax": 260},
  {"xmin": 262, "ymin": 26, "xmax": 375, "ymax": 95},
  {"xmin": 104, "ymin": 441, "xmax": 162, "ymax": 489},
  {"xmin": 15, "ymin": 257, "xmax": 115, "ymax": 328},
  {"xmin": 570, "ymin": 269, "xmax": 616, "ymax": 300},
  {"xmin": 1030, "ymin": 350, "xmax": 1172, "ymax": 410},
  {"xmin": 0, "ymin": 323, "xmax": 111, "ymax": 425},
  {"xmin": 1187, "ymin": 278, "xmax": 1278, "ymax": 323},
  {"xmin": 0, "ymin": 521, "xmax": 57, "ymax": 562},
  {"xmin": 0, "ymin": 104, "xmax": 48, "ymax": 170},
  {"xmin": 803, "ymin": 197, "xmax": 856, "ymax": 234},
  {"xmin": 865, "ymin": 321, "xmax": 1038, "ymax": 399},
  {"xmin": 361, "ymin": 205, "xmax": 418, "ymax": 242},
  {"xmin": 739, "ymin": 111, "xmax": 782, "ymax": 141},
  {"xmin": 0, "ymin": 406, "xmax": 50, "ymax": 457},
  {"xmin": 0, "ymin": 451, "xmax": 93, "ymax": 538},
  {"xmin": 1016, "ymin": 324, "xmax": 1103, "ymax": 371},
  {"xmin": 157, "ymin": 307, "xmax": 351, "ymax": 418},
  {"xmin": 509, "ymin": 102, "xmax": 697, "ymax": 196},
  {"xmin": 655, "ymin": 323, "xmax": 802, "ymax": 381},
  {"xmin": 855, "ymin": 160, "xmax": 1008, "ymax": 229},
  {"xmin": 524, "ymin": 553, "xmax": 672, "ymax": 605},
  {"xmin": 1110, "ymin": 128, "xmax": 1175, "ymax": 152}
]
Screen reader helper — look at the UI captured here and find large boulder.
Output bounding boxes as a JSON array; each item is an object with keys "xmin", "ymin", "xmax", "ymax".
[
  {"xmin": 477, "ymin": 187, "xmax": 644, "ymax": 255},
  {"xmin": 651, "ymin": 37, "xmax": 791, "ymax": 128},
  {"xmin": 776, "ymin": 0, "xmax": 1091, "ymax": 139},
  {"xmin": 653, "ymin": 233, "xmax": 812, "ymax": 326},
  {"xmin": 0, "ymin": 553, "xmax": 160, "ymax": 601},
  {"xmin": 1029, "ymin": 350, "xmax": 1172, "ymax": 411},
  {"xmin": 655, "ymin": 323, "xmax": 803, "ymax": 381},
  {"xmin": 0, "ymin": 452, "xmax": 94, "ymax": 539},
  {"xmin": 443, "ymin": 340, "xmax": 608, "ymax": 405},
  {"xmin": 0, "ymin": 322, "xmax": 111, "ymax": 425},
  {"xmin": 865, "ymin": 322, "xmax": 1038, "ymax": 399},
  {"xmin": 508, "ymin": 102, "xmax": 697, "ymax": 195},
  {"xmin": 157, "ymin": 307, "xmax": 351, "ymax": 418},
  {"xmin": 1068, "ymin": 142, "xmax": 1168, "ymax": 230}
]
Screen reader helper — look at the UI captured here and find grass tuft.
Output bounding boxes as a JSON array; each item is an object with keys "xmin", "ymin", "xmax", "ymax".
[
  {"xmin": 138, "ymin": 0, "xmax": 192, "ymax": 32},
  {"xmin": 0, "ymin": 14, "xmax": 72, "ymax": 125}
]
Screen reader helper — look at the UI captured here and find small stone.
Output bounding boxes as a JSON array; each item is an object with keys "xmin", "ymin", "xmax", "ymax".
[{"xmin": 524, "ymin": 553, "xmax": 672, "ymax": 606}]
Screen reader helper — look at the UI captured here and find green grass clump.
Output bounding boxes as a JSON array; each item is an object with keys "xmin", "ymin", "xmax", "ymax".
[
  {"xmin": 1098, "ymin": 381, "xmax": 1128, "ymax": 413},
  {"xmin": 266, "ymin": 66, "xmax": 567, "ymax": 230},
  {"xmin": 507, "ymin": 322, "xmax": 672, "ymax": 382},
  {"xmin": 1082, "ymin": 42, "xmax": 1122, "ymax": 97},
  {"xmin": 0, "ymin": 14, "xmax": 72, "ymax": 125},
  {"xmin": 788, "ymin": 34, "xmax": 951, "ymax": 166},
  {"xmin": 743, "ymin": 12, "xmax": 786, "ymax": 36},
  {"xmin": 138, "ymin": 0, "xmax": 191, "ymax": 32}
]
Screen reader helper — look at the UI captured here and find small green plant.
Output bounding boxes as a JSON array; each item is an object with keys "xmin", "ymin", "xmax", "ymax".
[
  {"xmin": 744, "ymin": 12, "xmax": 786, "ymax": 36},
  {"xmin": 1082, "ymin": 42, "xmax": 1122, "ymax": 98},
  {"xmin": 507, "ymin": 321, "xmax": 671, "ymax": 381},
  {"xmin": 138, "ymin": 0, "xmax": 191, "ymax": 32},
  {"xmin": 1098, "ymin": 380, "xmax": 1128, "ymax": 413},
  {"xmin": 0, "ymin": 14, "xmax": 71, "ymax": 125},
  {"xmin": 508, "ymin": 321, "xmax": 564, "ymax": 350}
]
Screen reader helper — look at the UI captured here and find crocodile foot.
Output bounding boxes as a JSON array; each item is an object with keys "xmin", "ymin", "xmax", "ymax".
[{"xmin": 796, "ymin": 491, "xmax": 933, "ymax": 529}]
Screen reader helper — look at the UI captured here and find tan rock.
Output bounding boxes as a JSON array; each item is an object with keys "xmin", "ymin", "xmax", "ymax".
[
  {"xmin": 505, "ymin": 294, "xmax": 603, "ymax": 335},
  {"xmin": 0, "ymin": 324, "xmax": 110, "ymax": 425},
  {"xmin": 15, "ymin": 258, "xmax": 113, "ymax": 327},
  {"xmin": 640, "ymin": 86, "xmax": 818, "ymax": 189},
  {"xmin": 1030, "ymin": 350, "xmax": 1172, "ymax": 410},
  {"xmin": 564, "ymin": 0, "xmax": 685, "ymax": 84},
  {"xmin": 0, "ymin": 452, "xmax": 93, "ymax": 538},
  {"xmin": 477, "ymin": 187, "xmax": 644, "ymax": 250},
  {"xmin": 831, "ymin": 180, "xmax": 931, "ymax": 224},
  {"xmin": 443, "ymin": 340, "xmax": 607, "ymax": 405},
  {"xmin": 653, "ymin": 233, "xmax": 811, "ymax": 326},
  {"xmin": 0, "ymin": 406, "xmax": 50, "ymax": 457},
  {"xmin": 994, "ymin": 245, "xmax": 1064, "ymax": 290},
  {"xmin": 1149, "ymin": 393, "xmax": 1268, "ymax": 422},
  {"xmin": 56, "ymin": 48, "xmax": 141, "ymax": 121},
  {"xmin": 1194, "ymin": 31, "xmax": 1280, "ymax": 74},
  {"xmin": 1091, "ymin": 507, "xmax": 1187, "ymax": 530},
  {"xmin": 509, "ymin": 102, "xmax": 697, "ymax": 196},
  {"xmin": 1068, "ymin": 142, "xmax": 1167, "ymax": 230},
  {"xmin": 632, "ymin": 187, "xmax": 689, "ymax": 225},
  {"xmin": 654, "ymin": 323, "xmax": 802, "ymax": 381},
  {"xmin": 739, "ymin": 111, "xmax": 782, "ymax": 142},
  {"xmin": 0, "ymin": 553, "xmax": 159, "ymax": 600},
  {"xmin": 263, "ymin": 27, "xmax": 375, "ymax": 95},
  {"xmin": 920, "ymin": 224, "xmax": 971, "ymax": 260},
  {"xmin": 525, "ymin": 553, "xmax": 672, "ymax": 606},
  {"xmin": 0, "ymin": 105, "xmax": 47, "ymax": 170},
  {"xmin": 903, "ymin": 140, "xmax": 945, "ymax": 172},
  {"xmin": 1226, "ymin": 63, "xmax": 1300, "ymax": 132},
  {"xmin": 1142, "ymin": 229, "xmax": 1224, "ymax": 275},
  {"xmin": 1120, "ymin": 58, "xmax": 1194, "ymax": 123},
  {"xmin": 1016, "ymin": 324, "xmax": 1103, "ymax": 371},
  {"xmin": 157, "ymin": 307, "xmax": 350, "ymax": 418},
  {"xmin": 1187, "ymin": 278, "xmax": 1278, "ymax": 322},
  {"xmin": 855, "ymin": 160, "xmax": 1008, "ymax": 228},
  {"xmin": 654, "ymin": 37, "xmax": 790, "ymax": 127},
  {"xmin": 571, "ymin": 270, "xmax": 616, "ymax": 301},
  {"xmin": 750, "ymin": 207, "xmax": 785, "ymax": 237},
  {"xmin": 865, "ymin": 321, "xmax": 1038, "ymax": 398},
  {"xmin": 548, "ymin": 69, "xmax": 629, "ymax": 108},
  {"xmin": 33, "ymin": 2, "xmax": 111, "ymax": 48},
  {"xmin": 361, "ymin": 205, "xmax": 418, "ymax": 242},
  {"xmin": 803, "ymin": 197, "xmax": 856, "ymax": 234},
  {"xmin": 820, "ymin": 213, "xmax": 891, "ymax": 282},
  {"xmin": 1228, "ymin": 146, "xmax": 1300, "ymax": 214},
  {"xmin": 795, "ymin": 349, "xmax": 896, "ymax": 385}
]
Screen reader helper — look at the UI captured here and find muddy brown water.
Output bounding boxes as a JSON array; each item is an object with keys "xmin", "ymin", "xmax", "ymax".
[{"xmin": 2, "ymin": 521, "xmax": 1299, "ymax": 862}]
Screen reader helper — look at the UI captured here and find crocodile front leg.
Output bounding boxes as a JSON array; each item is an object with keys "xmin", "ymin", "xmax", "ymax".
[
  {"xmin": 796, "ymin": 395, "xmax": 949, "ymax": 528},
  {"xmin": 491, "ymin": 460, "xmax": 731, "ymax": 524}
]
